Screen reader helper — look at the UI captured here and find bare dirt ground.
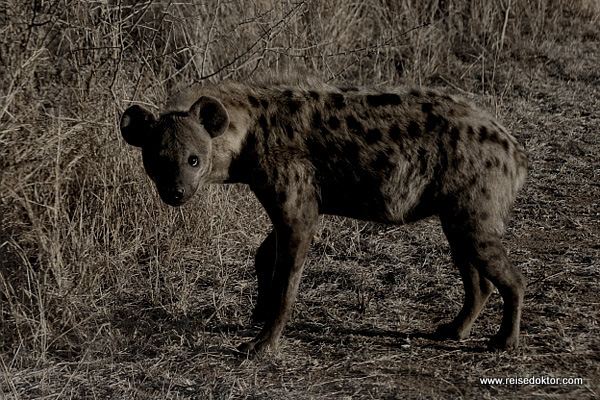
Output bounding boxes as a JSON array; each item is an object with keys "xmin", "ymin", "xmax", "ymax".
[{"xmin": 1, "ymin": 5, "xmax": 599, "ymax": 400}]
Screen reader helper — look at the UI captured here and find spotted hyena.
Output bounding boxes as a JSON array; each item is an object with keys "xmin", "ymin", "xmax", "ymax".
[{"xmin": 120, "ymin": 79, "xmax": 527, "ymax": 353}]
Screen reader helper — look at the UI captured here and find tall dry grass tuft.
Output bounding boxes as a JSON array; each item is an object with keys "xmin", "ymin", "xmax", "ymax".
[{"xmin": 0, "ymin": 0, "xmax": 598, "ymax": 367}]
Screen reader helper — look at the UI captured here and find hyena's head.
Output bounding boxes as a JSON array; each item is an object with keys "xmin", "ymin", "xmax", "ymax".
[{"xmin": 120, "ymin": 96, "xmax": 229, "ymax": 206}]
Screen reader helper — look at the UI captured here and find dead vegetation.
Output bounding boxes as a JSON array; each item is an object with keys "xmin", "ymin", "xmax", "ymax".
[{"xmin": 0, "ymin": 0, "xmax": 599, "ymax": 398}]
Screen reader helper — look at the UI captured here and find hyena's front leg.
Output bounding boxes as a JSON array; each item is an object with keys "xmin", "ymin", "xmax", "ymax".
[
  {"xmin": 239, "ymin": 186, "xmax": 319, "ymax": 353},
  {"xmin": 252, "ymin": 229, "xmax": 276, "ymax": 323}
]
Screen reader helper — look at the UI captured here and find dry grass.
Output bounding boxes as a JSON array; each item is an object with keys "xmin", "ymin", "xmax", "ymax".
[{"xmin": 1, "ymin": 0, "xmax": 599, "ymax": 398}]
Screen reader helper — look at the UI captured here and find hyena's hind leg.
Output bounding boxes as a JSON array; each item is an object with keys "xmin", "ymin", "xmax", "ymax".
[
  {"xmin": 252, "ymin": 230, "xmax": 277, "ymax": 323},
  {"xmin": 438, "ymin": 210, "xmax": 526, "ymax": 350},
  {"xmin": 433, "ymin": 235, "xmax": 495, "ymax": 342}
]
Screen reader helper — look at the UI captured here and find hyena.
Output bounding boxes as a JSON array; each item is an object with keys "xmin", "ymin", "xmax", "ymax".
[{"xmin": 120, "ymin": 80, "xmax": 527, "ymax": 353}]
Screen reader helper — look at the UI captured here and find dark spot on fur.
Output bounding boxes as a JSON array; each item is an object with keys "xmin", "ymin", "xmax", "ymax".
[
  {"xmin": 425, "ymin": 113, "xmax": 447, "ymax": 132},
  {"xmin": 330, "ymin": 93, "xmax": 345, "ymax": 109},
  {"xmin": 328, "ymin": 116, "xmax": 340, "ymax": 130},
  {"xmin": 407, "ymin": 121, "xmax": 420, "ymax": 138},
  {"xmin": 487, "ymin": 129, "xmax": 501, "ymax": 145},
  {"xmin": 410, "ymin": 89, "xmax": 421, "ymax": 97},
  {"xmin": 340, "ymin": 87, "xmax": 359, "ymax": 92},
  {"xmin": 503, "ymin": 162, "xmax": 509, "ymax": 175},
  {"xmin": 485, "ymin": 160, "xmax": 493, "ymax": 169},
  {"xmin": 286, "ymin": 99, "xmax": 302, "ymax": 115},
  {"xmin": 258, "ymin": 115, "xmax": 269, "ymax": 133},
  {"xmin": 449, "ymin": 127, "xmax": 460, "ymax": 151},
  {"xmin": 481, "ymin": 186, "xmax": 492, "ymax": 200},
  {"xmin": 438, "ymin": 117, "xmax": 449, "ymax": 134},
  {"xmin": 479, "ymin": 126, "xmax": 489, "ymax": 142},
  {"xmin": 366, "ymin": 128, "xmax": 382, "ymax": 144},
  {"xmin": 248, "ymin": 95, "xmax": 260, "ymax": 107},
  {"xmin": 421, "ymin": 102, "xmax": 433, "ymax": 113},
  {"xmin": 309, "ymin": 91, "xmax": 320, "ymax": 100},
  {"xmin": 384, "ymin": 145, "xmax": 396, "ymax": 156},
  {"xmin": 312, "ymin": 110, "xmax": 322, "ymax": 129},
  {"xmin": 260, "ymin": 99, "xmax": 269, "ymax": 108},
  {"xmin": 285, "ymin": 124, "xmax": 295, "ymax": 139},
  {"xmin": 501, "ymin": 139, "xmax": 510, "ymax": 151},
  {"xmin": 277, "ymin": 190, "xmax": 287, "ymax": 204},
  {"xmin": 283, "ymin": 89, "xmax": 294, "ymax": 97},
  {"xmin": 452, "ymin": 154, "xmax": 464, "ymax": 169},
  {"xmin": 367, "ymin": 93, "xmax": 402, "ymax": 107},
  {"xmin": 418, "ymin": 148, "xmax": 428, "ymax": 174},
  {"xmin": 346, "ymin": 115, "xmax": 364, "ymax": 135},
  {"xmin": 389, "ymin": 124, "xmax": 402, "ymax": 142},
  {"xmin": 270, "ymin": 114, "xmax": 278, "ymax": 127}
]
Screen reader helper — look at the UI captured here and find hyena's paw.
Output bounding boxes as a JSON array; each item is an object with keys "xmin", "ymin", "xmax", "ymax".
[
  {"xmin": 432, "ymin": 322, "xmax": 471, "ymax": 341},
  {"xmin": 237, "ymin": 336, "xmax": 277, "ymax": 354},
  {"xmin": 487, "ymin": 333, "xmax": 519, "ymax": 351}
]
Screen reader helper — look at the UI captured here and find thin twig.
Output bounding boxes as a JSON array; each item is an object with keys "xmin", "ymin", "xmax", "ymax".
[{"xmin": 199, "ymin": 1, "xmax": 308, "ymax": 80}]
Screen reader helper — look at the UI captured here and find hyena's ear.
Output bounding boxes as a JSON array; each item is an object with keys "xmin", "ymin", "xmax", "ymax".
[
  {"xmin": 189, "ymin": 96, "xmax": 230, "ymax": 138},
  {"xmin": 120, "ymin": 105, "xmax": 156, "ymax": 147}
]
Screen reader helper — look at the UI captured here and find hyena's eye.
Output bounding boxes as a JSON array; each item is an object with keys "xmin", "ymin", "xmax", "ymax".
[{"xmin": 188, "ymin": 155, "xmax": 199, "ymax": 167}]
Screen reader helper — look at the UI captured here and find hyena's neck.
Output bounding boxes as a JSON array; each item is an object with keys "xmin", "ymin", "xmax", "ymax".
[
  {"xmin": 206, "ymin": 100, "xmax": 255, "ymax": 184},
  {"xmin": 202, "ymin": 84, "xmax": 285, "ymax": 185}
]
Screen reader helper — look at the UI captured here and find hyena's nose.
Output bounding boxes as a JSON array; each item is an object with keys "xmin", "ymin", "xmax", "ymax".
[{"xmin": 171, "ymin": 187, "xmax": 185, "ymax": 201}]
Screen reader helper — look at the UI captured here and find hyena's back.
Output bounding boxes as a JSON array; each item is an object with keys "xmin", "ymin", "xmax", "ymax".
[{"xmin": 238, "ymin": 85, "xmax": 527, "ymax": 233}]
